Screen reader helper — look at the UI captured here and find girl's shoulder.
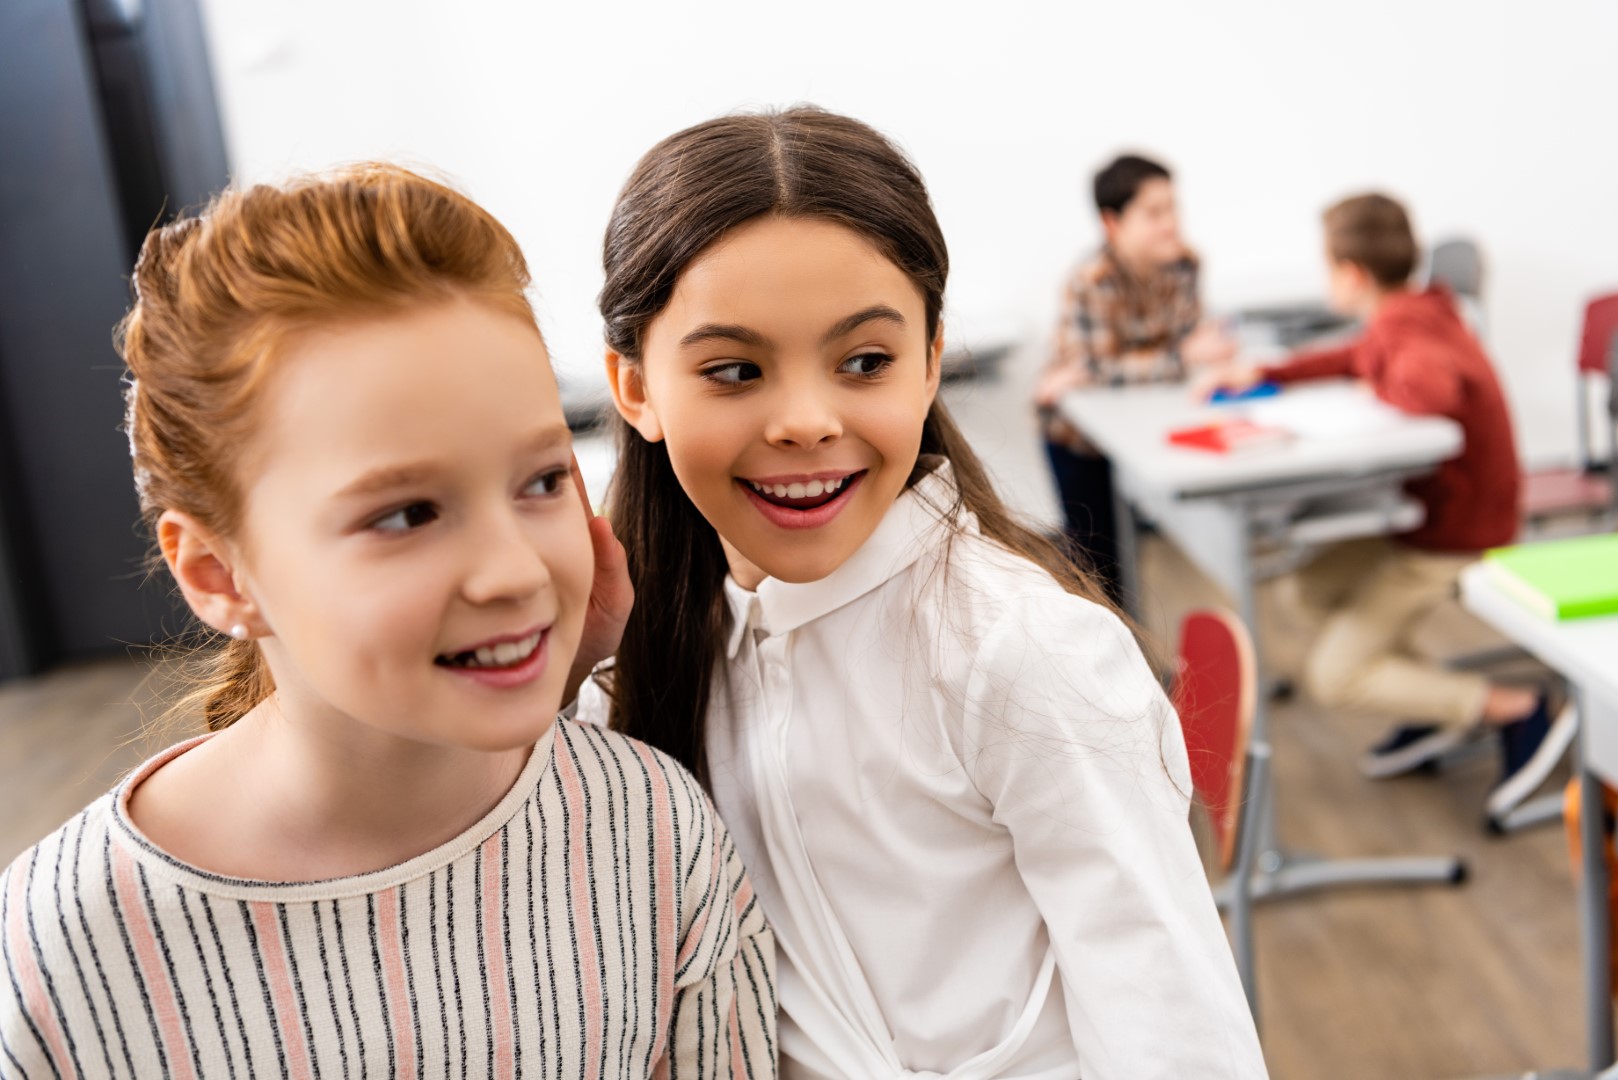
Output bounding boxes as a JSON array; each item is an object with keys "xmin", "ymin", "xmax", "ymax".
[
  {"xmin": 926, "ymin": 523, "xmax": 1117, "ymax": 629},
  {"xmin": 546, "ymin": 719, "xmax": 760, "ymax": 954},
  {"xmin": 924, "ymin": 527, "xmax": 1157, "ymax": 693},
  {"xmin": 2, "ymin": 794, "xmax": 125, "ymax": 981},
  {"xmin": 548, "ymin": 717, "xmax": 719, "ymax": 839}
]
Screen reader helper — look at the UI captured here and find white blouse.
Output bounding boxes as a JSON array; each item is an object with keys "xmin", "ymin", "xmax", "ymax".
[{"xmin": 585, "ymin": 463, "xmax": 1267, "ymax": 1079}]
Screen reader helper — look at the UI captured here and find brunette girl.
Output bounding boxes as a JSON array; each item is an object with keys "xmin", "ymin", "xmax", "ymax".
[{"xmin": 580, "ymin": 107, "xmax": 1266, "ymax": 1080}]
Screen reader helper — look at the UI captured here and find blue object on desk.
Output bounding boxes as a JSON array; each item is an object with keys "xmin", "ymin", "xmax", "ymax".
[{"xmin": 1211, "ymin": 381, "xmax": 1282, "ymax": 403}]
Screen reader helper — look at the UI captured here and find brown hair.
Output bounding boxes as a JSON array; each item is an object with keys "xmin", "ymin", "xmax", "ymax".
[
  {"xmin": 1093, "ymin": 153, "xmax": 1171, "ymax": 217},
  {"xmin": 1324, "ymin": 193, "xmax": 1418, "ymax": 288},
  {"xmin": 598, "ymin": 106, "xmax": 1119, "ymax": 787},
  {"xmin": 119, "ymin": 163, "xmax": 537, "ymax": 731}
]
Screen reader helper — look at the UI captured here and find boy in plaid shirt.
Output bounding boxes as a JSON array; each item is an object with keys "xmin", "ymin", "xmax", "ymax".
[{"xmin": 1035, "ymin": 154, "xmax": 1235, "ymax": 597}]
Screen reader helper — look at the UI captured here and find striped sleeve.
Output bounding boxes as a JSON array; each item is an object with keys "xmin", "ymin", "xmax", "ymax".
[
  {"xmin": 661, "ymin": 780, "xmax": 776, "ymax": 1079},
  {"xmin": 2, "ymin": 835, "xmax": 76, "ymax": 1079},
  {"xmin": 1, "ymin": 857, "xmax": 45, "ymax": 1079}
]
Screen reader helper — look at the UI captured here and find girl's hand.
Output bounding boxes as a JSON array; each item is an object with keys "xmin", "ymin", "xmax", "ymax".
[{"xmin": 564, "ymin": 454, "xmax": 634, "ymax": 706}]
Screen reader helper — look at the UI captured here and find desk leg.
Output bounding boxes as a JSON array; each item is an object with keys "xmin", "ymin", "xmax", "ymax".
[
  {"xmin": 1112, "ymin": 481, "xmax": 1142, "ymax": 620},
  {"xmin": 1211, "ymin": 501, "xmax": 1465, "ymax": 1023},
  {"xmin": 1230, "ymin": 504, "xmax": 1281, "ymax": 863},
  {"xmin": 1229, "ymin": 503, "xmax": 1267, "ymax": 1024},
  {"xmin": 1577, "ymin": 686, "xmax": 1616, "ymax": 1070},
  {"xmin": 1230, "ymin": 742, "xmax": 1269, "ymax": 1029}
]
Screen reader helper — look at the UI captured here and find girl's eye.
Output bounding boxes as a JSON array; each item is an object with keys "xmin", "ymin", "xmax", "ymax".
[
  {"xmin": 839, "ymin": 352, "xmax": 893, "ymax": 377},
  {"xmin": 701, "ymin": 361, "xmax": 762, "ymax": 386},
  {"xmin": 371, "ymin": 502, "xmax": 438, "ymax": 533},
  {"xmin": 522, "ymin": 468, "xmax": 569, "ymax": 498}
]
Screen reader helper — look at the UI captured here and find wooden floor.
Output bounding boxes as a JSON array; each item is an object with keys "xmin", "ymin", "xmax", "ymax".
[{"xmin": 0, "ymin": 540, "xmax": 1592, "ymax": 1079}]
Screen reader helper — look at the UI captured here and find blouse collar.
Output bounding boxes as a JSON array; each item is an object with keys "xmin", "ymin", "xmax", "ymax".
[{"xmin": 723, "ymin": 459, "xmax": 959, "ymax": 658}]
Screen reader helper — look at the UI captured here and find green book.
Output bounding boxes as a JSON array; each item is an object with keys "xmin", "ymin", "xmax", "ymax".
[{"xmin": 1484, "ymin": 533, "xmax": 1618, "ymax": 621}]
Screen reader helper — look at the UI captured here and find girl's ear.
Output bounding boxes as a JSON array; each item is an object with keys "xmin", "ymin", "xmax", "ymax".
[
  {"xmin": 605, "ymin": 349, "xmax": 665, "ymax": 443},
  {"xmin": 924, "ymin": 326, "xmax": 944, "ymax": 409},
  {"xmin": 157, "ymin": 511, "xmax": 265, "ymax": 638}
]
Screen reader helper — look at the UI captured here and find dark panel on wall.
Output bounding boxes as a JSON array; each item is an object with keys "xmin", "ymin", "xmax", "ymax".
[{"xmin": 0, "ymin": 0, "xmax": 228, "ymax": 679}]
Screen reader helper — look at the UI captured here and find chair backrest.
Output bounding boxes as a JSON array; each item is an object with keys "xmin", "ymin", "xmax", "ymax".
[
  {"xmin": 1173, "ymin": 608, "xmax": 1256, "ymax": 874},
  {"xmin": 1428, "ymin": 237, "xmax": 1484, "ymax": 300},
  {"xmin": 1579, "ymin": 293, "xmax": 1618, "ymax": 376},
  {"xmin": 1575, "ymin": 293, "xmax": 1618, "ymax": 472}
]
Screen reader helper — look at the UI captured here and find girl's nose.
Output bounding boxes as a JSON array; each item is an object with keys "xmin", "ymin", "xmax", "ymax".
[
  {"xmin": 462, "ymin": 508, "xmax": 551, "ymax": 606},
  {"xmin": 763, "ymin": 380, "xmax": 843, "ymax": 449}
]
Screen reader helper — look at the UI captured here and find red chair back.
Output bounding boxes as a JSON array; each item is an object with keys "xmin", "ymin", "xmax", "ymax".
[
  {"xmin": 1174, "ymin": 609, "xmax": 1256, "ymax": 873},
  {"xmin": 1579, "ymin": 293, "xmax": 1618, "ymax": 376}
]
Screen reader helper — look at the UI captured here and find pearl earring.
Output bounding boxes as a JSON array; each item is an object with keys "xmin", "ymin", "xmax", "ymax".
[{"xmin": 228, "ymin": 623, "xmax": 250, "ymax": 641}]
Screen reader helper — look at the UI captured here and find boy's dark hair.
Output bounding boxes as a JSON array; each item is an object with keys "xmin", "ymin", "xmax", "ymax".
[
  {"xmin": 1324, "ymin": 193, "xmax": 1418, "ymax": 287},
  {"xmin": 598, "ymin": 106, "xmax": 1120, "ymax": 788},
  {"xmin": 1093, "ymin": 154, "xmax": 1172, "ymax": 217}
]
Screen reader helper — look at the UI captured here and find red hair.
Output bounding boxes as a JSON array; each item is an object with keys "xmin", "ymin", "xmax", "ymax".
[{"xmin": 118, "ymin": 163, "xmax": 536, "ymax": 729}]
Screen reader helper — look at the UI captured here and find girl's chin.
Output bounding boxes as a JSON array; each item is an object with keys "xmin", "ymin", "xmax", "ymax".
[
  {"xmin": 736, "ymin": 532, "xmax": 865, "ymax": 585},
  {"xmin": 428, "ymin": 711, "xmax": 558, "ymax": 755}
]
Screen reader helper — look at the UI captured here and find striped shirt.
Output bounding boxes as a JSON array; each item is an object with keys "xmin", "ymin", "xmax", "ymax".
[{"xmin": 0, "ymin": 718, "xmax": 777, "ymax": 1079}]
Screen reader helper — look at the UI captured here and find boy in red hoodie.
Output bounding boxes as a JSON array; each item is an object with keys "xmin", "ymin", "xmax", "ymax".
[{"xmin": 1214, "ymin": 194, "xmax": 1560, "ymax": 804}]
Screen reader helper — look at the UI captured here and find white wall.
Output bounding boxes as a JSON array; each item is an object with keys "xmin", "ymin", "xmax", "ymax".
[{"xmin": 198, "ymin": 0, "xmax": 1618, "ymax": 466}]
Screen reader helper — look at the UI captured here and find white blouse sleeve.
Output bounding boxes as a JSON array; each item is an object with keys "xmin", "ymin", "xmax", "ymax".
[
  {"xmin": 960, "ymin": 595, "xmax": 1268, "ymax": 1080},
  {"xmin": 573, "ymin": 670, "xmax": 612, "ymax": 727}
]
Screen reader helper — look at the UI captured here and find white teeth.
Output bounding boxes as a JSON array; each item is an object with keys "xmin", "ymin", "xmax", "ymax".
[
  {"xmin": 745, "ymin": 476, "xmax": 850, "ymax": 500},
  {"xmin": 456, "ymin": 632, "xmax": 542, "ymax": 670}
]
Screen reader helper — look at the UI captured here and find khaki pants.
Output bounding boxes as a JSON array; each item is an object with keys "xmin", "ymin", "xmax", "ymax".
[{"xmin": 1293, "ymin": 539, "xmax": 1489, "ymax": 728}]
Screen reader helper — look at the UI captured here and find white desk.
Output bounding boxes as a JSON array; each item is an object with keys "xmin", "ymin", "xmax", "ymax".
[
  {"xmin": 1060, "ymin": 379, "xmax": 1467, "ymax": 1026},
  {"xmin": 1060, "ymin": 381, "xmax": 1461, "ymax": 497},
  {"xmin": 1063, "ymin": 381, "xmax": 1463, "ymax": 596},
  {"xmin": 1462, "ymin": 563, "xmax": 1618, "ymax": 1073}
]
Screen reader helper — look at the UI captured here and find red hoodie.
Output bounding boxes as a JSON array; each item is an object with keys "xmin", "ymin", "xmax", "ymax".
[{"xmin": 1260, "ymin": 287, "xmax": 1520, "ymax": 553}]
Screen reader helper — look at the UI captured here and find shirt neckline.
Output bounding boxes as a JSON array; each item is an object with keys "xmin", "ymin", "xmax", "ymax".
[
  {"xmin": 723, "ymin": 459, "xmax": 961, "ymax": 658},
  {"xmin": 109, "ymin": 719, "xmax": 559, "ymax": 902}
]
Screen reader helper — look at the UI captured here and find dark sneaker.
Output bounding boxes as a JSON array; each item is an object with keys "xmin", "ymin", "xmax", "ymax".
[
  {"xmin": 1486, "ymin": 696, "xmax": 1577, "ymax": 825},
  {"xmin": 1359, "ymin": 722, "xmax": 1477, "ymax": 779}
]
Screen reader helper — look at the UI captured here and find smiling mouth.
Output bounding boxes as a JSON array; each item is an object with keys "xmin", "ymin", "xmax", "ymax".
[
  {"xmin": 435, "ymin": 630, "xmax": 546, "ymax": 670},
  {"xmin": 740, "ymin": 471, "xmax": 865, "ymax": 511}
]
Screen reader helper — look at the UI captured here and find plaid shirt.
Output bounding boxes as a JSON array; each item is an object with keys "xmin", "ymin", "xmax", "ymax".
[{"xmin": 1037, "ymin": 247, "xmax": 1202, "ymax": 446}]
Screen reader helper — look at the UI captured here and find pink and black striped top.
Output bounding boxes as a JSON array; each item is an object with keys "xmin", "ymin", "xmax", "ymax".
[{"xmin": 0, "ymin": 718, "xmax": 777, "ymax": 1079}]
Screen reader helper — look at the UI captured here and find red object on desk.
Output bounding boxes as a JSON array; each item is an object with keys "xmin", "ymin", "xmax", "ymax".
[{"xmin": 1167, "ymin": 419, "xmax": 1293, "ymax": 454}]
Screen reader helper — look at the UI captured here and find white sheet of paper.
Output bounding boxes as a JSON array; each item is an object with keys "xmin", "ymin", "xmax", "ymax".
[{"xmin": 1244, "ymin": 382, "xmax": 1409, "ymax": 441}]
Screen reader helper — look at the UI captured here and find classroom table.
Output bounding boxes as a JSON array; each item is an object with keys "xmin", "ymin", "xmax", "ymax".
[
  {"xmin": 1462, "ymin": 562, "xmax": 1618, "ymax": 1074},
  {"xmin": 1059, "ymin": 379, "xmax": 1468, "ymax": 1026}
]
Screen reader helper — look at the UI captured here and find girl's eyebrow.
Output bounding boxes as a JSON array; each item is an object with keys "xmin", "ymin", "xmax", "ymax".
[
  {"xmin": 679, "ymin": 323, "xmax": 769, "ymax": 349},
  {"xmin": 335, "ymin": 462, "xmax": 441, "ymax": 500},
  {"xmin": 821, "ymin": 304, "xmax": 906, "ymax": 343},
  {"xmin": 334, "ymin": 425, "xmax": 571, "ymax": 500},
  {"xmin": 677, "ymin": 304, "xmax": 907, "ymax": 350}
]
